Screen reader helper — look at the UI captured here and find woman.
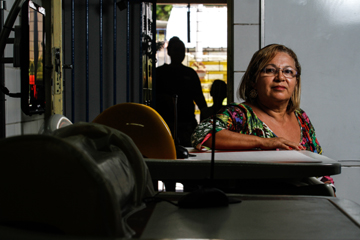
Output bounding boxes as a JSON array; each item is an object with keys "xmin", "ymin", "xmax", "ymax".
[{"xmin": 191, "ymin": 44, "xmax": 334, "ymax": 188}]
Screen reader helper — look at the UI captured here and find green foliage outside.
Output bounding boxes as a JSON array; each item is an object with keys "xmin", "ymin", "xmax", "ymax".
[{"xmin": 156, "ymin": 5, "xmax": 172, "ymax": 21}]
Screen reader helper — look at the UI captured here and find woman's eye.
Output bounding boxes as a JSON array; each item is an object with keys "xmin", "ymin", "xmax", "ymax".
[
  {"xmin": 284, "ymin": 69, "xmax": 294, "ymax": 75},
  {"xmin": 264, "ymin": 68, "xmax": 276, "ymax": 74}
]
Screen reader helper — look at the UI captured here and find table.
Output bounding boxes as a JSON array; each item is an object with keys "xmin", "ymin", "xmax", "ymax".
[
  {"xmin": 145, "ymin": 150, "xmax": 341, "ymax": 181},
  {"xmin": 145, "ymin": 150, "xmax": 341, "ymax": 195},
  {"xmin": 129, "ymin": 193, "xmax": 360, "ymax": 239}
]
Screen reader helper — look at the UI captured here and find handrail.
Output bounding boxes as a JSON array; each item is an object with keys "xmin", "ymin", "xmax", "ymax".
[{"xmin": 0, "ymin": 0, "xmax": 26, "ymax": 59}]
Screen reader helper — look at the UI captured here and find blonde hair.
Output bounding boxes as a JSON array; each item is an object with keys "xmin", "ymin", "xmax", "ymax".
[{"xmin": 238, "ymin": 44, "xmax": 301, "ymax": 113}]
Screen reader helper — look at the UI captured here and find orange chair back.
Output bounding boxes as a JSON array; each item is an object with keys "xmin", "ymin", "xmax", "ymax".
[{"xmin": 92, "ymin": 103, "xmax": 176, "ymax": 159}]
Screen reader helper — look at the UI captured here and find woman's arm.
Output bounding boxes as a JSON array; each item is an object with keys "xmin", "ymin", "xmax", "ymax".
[{"xmin": 204, "ymin": 129, "xmax": 305, "ymax": 150}]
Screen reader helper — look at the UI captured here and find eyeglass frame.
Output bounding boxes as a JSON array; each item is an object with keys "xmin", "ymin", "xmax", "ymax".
[{"xmin": 260, "ymin": 64, "xmax": 298, "ymax": 78}]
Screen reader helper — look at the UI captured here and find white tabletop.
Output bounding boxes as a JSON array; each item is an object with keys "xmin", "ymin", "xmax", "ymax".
[
  {"xmin": 145, "ymin": 150, "xmax": 341, "ymax": 180},
  {"xmin": 186, "ymin": 149, "xmax": 332, "ymax": 163}
]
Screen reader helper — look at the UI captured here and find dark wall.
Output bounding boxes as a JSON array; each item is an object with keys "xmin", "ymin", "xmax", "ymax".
[{"xmin": 62, "ymin": 0, "xmax": 131, "ymax": 123}]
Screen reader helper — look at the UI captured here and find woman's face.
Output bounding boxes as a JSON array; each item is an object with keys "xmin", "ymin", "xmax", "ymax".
[{"xmin": 254, "ymin": 52, "xmax": 297, "ymax": 106}]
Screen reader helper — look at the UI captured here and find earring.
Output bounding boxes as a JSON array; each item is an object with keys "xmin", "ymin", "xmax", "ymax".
[{"xmin": 249, "ymin": 89, "xmax": 258, "ymax": 99}]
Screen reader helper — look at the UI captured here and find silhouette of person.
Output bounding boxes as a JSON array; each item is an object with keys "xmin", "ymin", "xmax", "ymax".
[
  {"xmin": 155, "ymin": 36, "xmax": 207, "ymax": 147},
  {"xmin": 200, "ymin": 80, "xmax": 227, "ymax": 121}
]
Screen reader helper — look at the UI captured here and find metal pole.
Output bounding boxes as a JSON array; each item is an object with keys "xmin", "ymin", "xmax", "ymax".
[
  {"xmin": 86, "ymin": 0, "xmax": 89, "ymax": 121},
  {"xmin": 71, "ymin": 0, "xmax": 75, "ymax": 122},
  {"xmin": 126, "ymin": 0, "xmax": 130, "ymax": 102},
  {"xmin": 0, "ymin": 0, "xmax": 6, "ymax": 138},
  {"xmin": 151, "ymin": 1, "xmax": 156, "ymax": 108},
  {"xmin": 113, "ymin": 0, "xmax": 117, "ymax": 105},
  {"xmin": 139, "ymin": 3, "xmax": 143, "ymax": 104},
  {"xmin": 99, "ymin": 0, "xmax": 103, "ymax": 112},
  {"xmin": 187, "ymin": 3, "xmax": 190, "ymax": 43}
]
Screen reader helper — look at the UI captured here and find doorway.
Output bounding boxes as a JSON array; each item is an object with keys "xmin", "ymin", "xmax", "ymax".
[{"xmin": 155, "ymin": 1, "xmax": 228, "ymax": 121}]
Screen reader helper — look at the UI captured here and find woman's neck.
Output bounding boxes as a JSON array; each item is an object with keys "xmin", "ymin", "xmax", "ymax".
[{"xmin": 252, "ymin": 100, "xmax": 290, "ymax": 122}]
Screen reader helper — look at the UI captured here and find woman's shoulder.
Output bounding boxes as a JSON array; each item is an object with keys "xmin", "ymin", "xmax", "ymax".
[
  {"xmin": 227, "ymin": 102, "xmax": 253, "ymax": 111},
  {"xmin": 217, "ymin": 102, "xmax": 256, "ymax": 120},
  {"xmin": 294, "ymin": 108, "xmax": 309, "ymax": 118},
  {"xmin": 294, "ymin": 108, "xmax": 314, "ymax": 126},
  {"xmin": 220, "ymin": 102, "xmax": 255, "ymax": 114},
  {"xmin": 295, "ymin": 108, "xmax": 306, "ymax": 113}
]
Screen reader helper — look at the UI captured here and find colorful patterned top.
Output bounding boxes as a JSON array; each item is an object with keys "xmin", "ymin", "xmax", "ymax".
[{"xmin": 191, "ymin": 103, "xmax": 335, "ymax": 188}]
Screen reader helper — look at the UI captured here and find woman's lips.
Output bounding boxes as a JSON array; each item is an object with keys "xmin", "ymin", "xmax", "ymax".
[{"xmin": 272, "ymin": 86, "xmax": 286, "ymax": 90}]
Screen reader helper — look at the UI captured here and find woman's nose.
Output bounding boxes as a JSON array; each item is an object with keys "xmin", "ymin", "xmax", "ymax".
[{"xmin": 274, "ymin": 70, "xmax": 286, "ymax": 81}]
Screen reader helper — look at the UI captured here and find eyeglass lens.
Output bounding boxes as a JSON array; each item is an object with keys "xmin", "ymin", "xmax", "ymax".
[{"xmin": 262, "ymin": 66, "xmax": 297, "ymax": 78}]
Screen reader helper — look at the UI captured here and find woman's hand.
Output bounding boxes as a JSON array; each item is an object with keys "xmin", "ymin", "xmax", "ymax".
[{"xmin": 260, "ymin": 137, "xmax": 305, "ymax": 150}]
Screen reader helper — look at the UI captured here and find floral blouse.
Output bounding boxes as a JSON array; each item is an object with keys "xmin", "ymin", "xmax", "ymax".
[{"xmin": 191, "ymin": 103, "xmax": 334, "ymax": 188}]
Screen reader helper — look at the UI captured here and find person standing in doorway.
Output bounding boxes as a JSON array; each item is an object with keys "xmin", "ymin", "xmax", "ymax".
[
  {"xmin": 200, "ymin": 79, "xmax": 227, "ymax": 121},
  {"xmin": 155, "ymin": 36, "xmax": 207, "ymax": 147}
]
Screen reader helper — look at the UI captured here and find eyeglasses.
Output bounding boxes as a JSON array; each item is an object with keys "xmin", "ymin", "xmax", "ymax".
[{"xmin": 261, "ymin": 65, "xmax": 297, "ymax": 78}]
